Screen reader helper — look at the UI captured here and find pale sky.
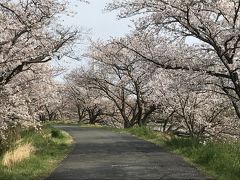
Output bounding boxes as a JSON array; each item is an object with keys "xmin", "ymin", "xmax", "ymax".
[
  {"xmin": 63, "ymin": 0, "xmax": 132, "ymax": 40},
  {"xmin": 54, "ymin": 0, "xmax": 133, "ymax": 78}
]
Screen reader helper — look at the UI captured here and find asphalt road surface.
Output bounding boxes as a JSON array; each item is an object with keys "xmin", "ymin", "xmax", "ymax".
[{"xmin": 46, "ymin": 125, "xmax": 212, "ymax": 180}]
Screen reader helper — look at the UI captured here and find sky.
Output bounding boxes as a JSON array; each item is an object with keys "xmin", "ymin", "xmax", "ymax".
[
  {"xmin": 54, "ymin": 0, "xmax": 133, "ymax": 77},
  {"xmin": 68, "ymin": 0, "xmax": 133, "ymax": 40}
]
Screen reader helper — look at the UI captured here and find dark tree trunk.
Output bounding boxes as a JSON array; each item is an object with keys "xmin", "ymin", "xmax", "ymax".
[
  {"xmin": 124, "ymin": 121, "xmax": 132, "ymax": 128},
  {"xmin": 77, "ymin": 105, "xmax": 86, "ymax": 123},
  {"xmin": 87, "ymin": 109, "xmax": 102, "ymax": 124},
  {"xmin": 137, "ymin": 105, "xmax": 157, "ymax": 127},
  {"xmin": 39, "ymin": 114, "xmax": 46, "ymax": 122}
]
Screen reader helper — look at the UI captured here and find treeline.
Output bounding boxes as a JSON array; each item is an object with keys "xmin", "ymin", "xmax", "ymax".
[{"xmin": 63, "ymin": 0, "xmax": 240, "ymax": 140}]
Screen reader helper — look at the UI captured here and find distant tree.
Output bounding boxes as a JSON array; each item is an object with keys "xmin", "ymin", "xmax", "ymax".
[{"xmin": 65, "ymin": 69, "xmax": 108, "ymax": 124}]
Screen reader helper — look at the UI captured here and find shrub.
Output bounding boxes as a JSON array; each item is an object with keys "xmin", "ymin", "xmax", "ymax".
[{"xmin": 51, "ymin": 128, "xmax": 64, "ymax": 139}]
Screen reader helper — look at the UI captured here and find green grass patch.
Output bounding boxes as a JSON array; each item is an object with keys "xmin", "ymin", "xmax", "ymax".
[
  {"xmin": 0, "ymin": 125, "xmax": 73, "ymax": 180},
  {"xmin": 166, "ymin": 138, "xmax": 240, "ymax": 180},
  {"xmin": 51, "ymin": 128, "xmax": 65, "ymax": 139},
  {"xmin": 108, "ymin": 126, "xmax": 240, "ymax": 180}
]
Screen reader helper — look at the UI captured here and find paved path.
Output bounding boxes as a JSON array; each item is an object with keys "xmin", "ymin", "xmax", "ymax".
[{"xmin": 46, "ymin": 125, "xmax": 212, "ymax": 180}]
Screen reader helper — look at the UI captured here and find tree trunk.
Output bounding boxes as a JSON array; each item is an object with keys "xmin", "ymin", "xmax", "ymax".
[
  {"xmin": 77, "ymin": 105, "xmax": 86, "ymax": 123},
  {"xmin": 124, "ymin": 121, "xmax": 132, "ymax": 128}
]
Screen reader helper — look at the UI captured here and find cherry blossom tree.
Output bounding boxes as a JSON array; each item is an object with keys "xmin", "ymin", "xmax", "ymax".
[
  {"xmin": 72, "ymin": 40, "xmax": 160, "ymax": 128},
  {"xmin": 149, "ymin": 69, "xmax": 239, "ymax": 138},
  {"xmin": 25, "ymin": 65, "xmax": 64, "ymax": 122},
  {"xmin": 61, "ymin": 85, "xmax": 88, "ymax": 122},
  {"xmin": 0, "ymin": 0, "xmax": 84, "ymax": 150},
  {"xmin": 0, "ymin": 0, "xmax": 80, "ymax": 86},
  {"xmin": 107, "ymin": 0, "xmax": 240, "ymax": 119},
  {"xmin": 0, "ymin": 63, "xmax": 59, "ymax": 150},
  {"xmin": 65, "ymin": 68, "xmax": 110, "ymax": 124}
]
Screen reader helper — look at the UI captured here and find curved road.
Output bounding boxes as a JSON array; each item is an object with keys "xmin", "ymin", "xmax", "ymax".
[{"xmin": 46, "ymin": 125, "xmax": 212, "ymax": 180}]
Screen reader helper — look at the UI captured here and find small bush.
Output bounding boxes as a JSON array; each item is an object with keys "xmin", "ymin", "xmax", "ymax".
[{"xmin": 51, "ymin": 128, "xmax": 64, "ymax": 139}]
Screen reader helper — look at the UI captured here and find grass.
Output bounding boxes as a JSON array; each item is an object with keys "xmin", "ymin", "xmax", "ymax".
[
  {"xmin": 166, "ymin": 138, "xmax": 240, "ymax": 180},
  {"xmin": 105, "ymin": 126, "xmax": 240, "ymax": 180},
  {"xmin": 2, "ymin": 143, "xmax": 36, "ymax": 167},
  {"xmin": 0, "ymin": 125, "xmax": 73, "ymax": 180}
]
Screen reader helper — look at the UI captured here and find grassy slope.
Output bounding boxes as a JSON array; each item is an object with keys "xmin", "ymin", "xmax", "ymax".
[
  {"xmin": 104, "ymin": 126, "xmax": 240, "ymax": 180},
  {"xmin": 0, "ymin": 125, "xmax": 73, "ymax": 180}
]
